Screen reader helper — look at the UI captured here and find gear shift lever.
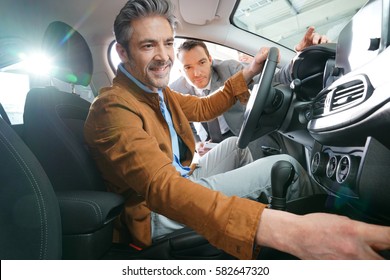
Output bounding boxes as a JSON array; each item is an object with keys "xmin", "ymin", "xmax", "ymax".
[{"xmin": 270, "ymin": 160, "xmax": 295, "ymax": 211}]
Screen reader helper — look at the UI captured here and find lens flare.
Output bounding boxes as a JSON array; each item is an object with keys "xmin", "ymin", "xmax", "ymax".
[{"xmin": 21, "ymin": 52, "xmax": 52, "ymax": 75}]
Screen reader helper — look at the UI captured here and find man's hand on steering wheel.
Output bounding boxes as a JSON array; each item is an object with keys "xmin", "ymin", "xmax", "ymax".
[{"xmin": 242, "ymin": 47, "xmax": 280, "ymax": 84}]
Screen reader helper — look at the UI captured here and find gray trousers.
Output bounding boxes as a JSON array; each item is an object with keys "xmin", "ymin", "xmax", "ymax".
[{"xmin": 151, "ymin": 136, "xmax": 321, "ymax": 240}]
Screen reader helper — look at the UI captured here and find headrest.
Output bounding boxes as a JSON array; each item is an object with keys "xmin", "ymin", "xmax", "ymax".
[
  {"xmin": 42, "ymin": 21, "xmax": 93, "ymax": 86},
  {"xmin": 291, "ymin": 43, "xmax": 336, "ymax": 100}
]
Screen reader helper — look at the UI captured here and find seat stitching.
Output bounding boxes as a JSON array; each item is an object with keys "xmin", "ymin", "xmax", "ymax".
[{"xmin": 0, "ymin": 131, "xmax": 48, "ymax": 259}]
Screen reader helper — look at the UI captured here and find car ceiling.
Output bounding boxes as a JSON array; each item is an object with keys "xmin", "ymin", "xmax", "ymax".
[
  {"xmin": 0, "ymin": 0, "xmax": 121, "ymax": 48},
  {"xmin": 0, "ymin": 0, "xmax": 289, "ymax": 51},
  {"xmin": 1, "ymin": 0, "xmax": 358, "ymax": 69}
]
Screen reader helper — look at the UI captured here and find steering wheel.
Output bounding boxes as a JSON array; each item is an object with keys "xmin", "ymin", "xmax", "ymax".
[{"xmin": 237, "ymin": 47, "xmax": 279, "ymax": 149}]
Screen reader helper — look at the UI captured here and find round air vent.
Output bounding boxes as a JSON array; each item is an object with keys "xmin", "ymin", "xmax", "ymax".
[
  {"xmin": 311, "ymin": 152, "xmax": 329, "ymax": 176},
  {"xmin": 326, "ymin": 155, "xmax": 338, "ymax": 179},
  {"xmin": 336, "ymin": 155, "xmax": 359, "ymax": 185}
]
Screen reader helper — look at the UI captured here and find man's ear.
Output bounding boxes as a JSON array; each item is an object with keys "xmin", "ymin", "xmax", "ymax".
[{"xmin": 116, "ymin": 43, "xmax": 129, "ymax": 63}]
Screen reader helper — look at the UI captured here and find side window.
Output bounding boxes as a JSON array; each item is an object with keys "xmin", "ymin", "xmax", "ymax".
[
  {"xmin": 108, "ymin": 40, "xmax": 121, "ymax": 74},
  {"xmin": 107, "ymin": 38, "xmax": 252, "ymax": 84},
  {"xmin": 0, "ymin": 72, "xmax": 30, "ymax": 125}
]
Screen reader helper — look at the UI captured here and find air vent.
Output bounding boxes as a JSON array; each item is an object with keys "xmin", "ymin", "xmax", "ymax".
[
  {"xmin": 335, "ymin": 155, "xmax": 360, "ymax": 185},
  {"xmin": 310, "ymin": 75, "xmax": 372, "ymax": 119},
  {"xmin": 330, "ymin": 79, "xmax": 366, "ymax": 112}
]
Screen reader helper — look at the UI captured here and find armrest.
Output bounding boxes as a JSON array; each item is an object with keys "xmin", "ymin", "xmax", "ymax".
[{"xmin": 56, "ymin": 190, "xmax": 124, "ymax": 235}]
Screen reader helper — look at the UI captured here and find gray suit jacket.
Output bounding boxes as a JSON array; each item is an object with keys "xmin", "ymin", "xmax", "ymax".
[
  {"xmin": 170, "ymin": 59, "xmax": 246, "ymax": 141},
  {"xmin": 169, "ymin": 58, "xmax": 292, "ymax": 145}
]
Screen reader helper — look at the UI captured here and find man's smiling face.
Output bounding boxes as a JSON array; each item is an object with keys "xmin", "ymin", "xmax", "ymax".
[{"xmin": 117, "ymin": 15, "xmax": 175, "ymax": 92}]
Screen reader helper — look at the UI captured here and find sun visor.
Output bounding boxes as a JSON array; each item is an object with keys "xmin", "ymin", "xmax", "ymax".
[{"xmin": 178, "ymin": 0, "xmax": 220, "ymax": 25}]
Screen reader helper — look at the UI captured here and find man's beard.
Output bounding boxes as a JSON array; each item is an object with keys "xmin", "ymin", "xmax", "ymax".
[
  {"xmin": 127, "ymin": 58, "xmax": 172, "ymax": 90},
  {"xmin": 147, "ymin": 60, "xmax": 172, "ymax": 88}
]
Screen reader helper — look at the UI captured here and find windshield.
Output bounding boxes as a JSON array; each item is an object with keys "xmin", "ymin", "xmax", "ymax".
[{"xmin": 232, "ymin": 0, "xmax": 368, "ymax": 50}]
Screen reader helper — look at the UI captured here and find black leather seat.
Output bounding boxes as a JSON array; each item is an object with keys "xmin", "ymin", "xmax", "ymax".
[
  {"xmin": 0, "ymin": 115, "xmax": 62, "ymax": 259},
  {"xmin": 22, "ymin": 21, "xmax": 124, "ymax": 259}
]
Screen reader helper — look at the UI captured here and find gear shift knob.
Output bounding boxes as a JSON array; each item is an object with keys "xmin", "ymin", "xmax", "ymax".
[{"xmin": 270, "ymin": 160, "xmax": 295, "ymax": 210}]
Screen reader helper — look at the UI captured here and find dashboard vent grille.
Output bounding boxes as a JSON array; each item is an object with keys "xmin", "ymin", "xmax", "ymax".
[
  {"xmin": 311, "ymin": 75, "xmax": 372, "ymax": 119},
  {"xmin": 330, "ymin": 80, "xmax": 366, "ymax": 112}
]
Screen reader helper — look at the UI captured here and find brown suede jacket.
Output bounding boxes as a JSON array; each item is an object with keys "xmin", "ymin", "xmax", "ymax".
[{"xmin": 84, "ymin": 69, "xmax": 266, "ymax": 259}]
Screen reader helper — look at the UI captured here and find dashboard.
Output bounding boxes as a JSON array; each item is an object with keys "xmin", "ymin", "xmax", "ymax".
[{"xmin": 302, "ymin": 0, "xmax": 390, "ymax": 225}]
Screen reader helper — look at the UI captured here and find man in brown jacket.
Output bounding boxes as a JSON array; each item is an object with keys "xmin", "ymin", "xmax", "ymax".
[{"xmin": 84, "ymin": 0, "xmax": 390, "ymax": 259}]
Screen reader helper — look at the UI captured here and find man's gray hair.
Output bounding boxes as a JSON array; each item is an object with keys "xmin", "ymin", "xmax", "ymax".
[{"xmin": 114, "ymin": 0, "xmax": 178, "ymax": 51}]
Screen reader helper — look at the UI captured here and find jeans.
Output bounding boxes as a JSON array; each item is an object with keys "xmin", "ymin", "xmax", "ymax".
[{"xmin": 151, "ymin": 136, "xmax": 321, "ymax": 240}]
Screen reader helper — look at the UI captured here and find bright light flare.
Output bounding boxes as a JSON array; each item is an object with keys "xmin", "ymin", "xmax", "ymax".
[{"xmin": 19, "ymin": 52, "xmax": 53, "ymax": 75}]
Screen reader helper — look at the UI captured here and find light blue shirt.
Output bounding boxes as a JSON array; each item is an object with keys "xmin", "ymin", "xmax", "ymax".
[{"xmin": 118, "ymin": 63, "xmax": 190, "ymax": 177}]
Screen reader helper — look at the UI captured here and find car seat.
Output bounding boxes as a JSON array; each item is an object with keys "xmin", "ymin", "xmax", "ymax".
[
  {"xmin": 22, "ymin": 21, "xmax": 124, "ymax": 259},
  {"xmin": 0, "ymin": 114, "xmax": 62, "ymax": 259}
]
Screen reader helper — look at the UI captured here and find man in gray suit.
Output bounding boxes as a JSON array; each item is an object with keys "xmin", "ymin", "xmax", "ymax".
[
  {"xmin": 170, "ymin": 28, "xmax": 328, "ymax": 158},
  {"xmin": 170, "ymin": 40, "xmax": 282, "ymax": 159}
]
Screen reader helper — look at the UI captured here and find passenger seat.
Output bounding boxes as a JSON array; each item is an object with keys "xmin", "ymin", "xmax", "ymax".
[{"xmin": 22, "ymin": 21, "xmax": 124, "ymax": 259}]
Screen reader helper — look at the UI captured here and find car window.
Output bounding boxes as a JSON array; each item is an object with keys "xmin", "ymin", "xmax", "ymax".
[
  {"xmin": 108, "ymin": 38, "xmax": 250, "ymax": 84},
  {"xmin": 0, "ymin": 71, "xmax": 30, "ymax": 124},
  {"xmin": 233, "ymin": 0, "xmax": 367, "ymax": 50}
]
